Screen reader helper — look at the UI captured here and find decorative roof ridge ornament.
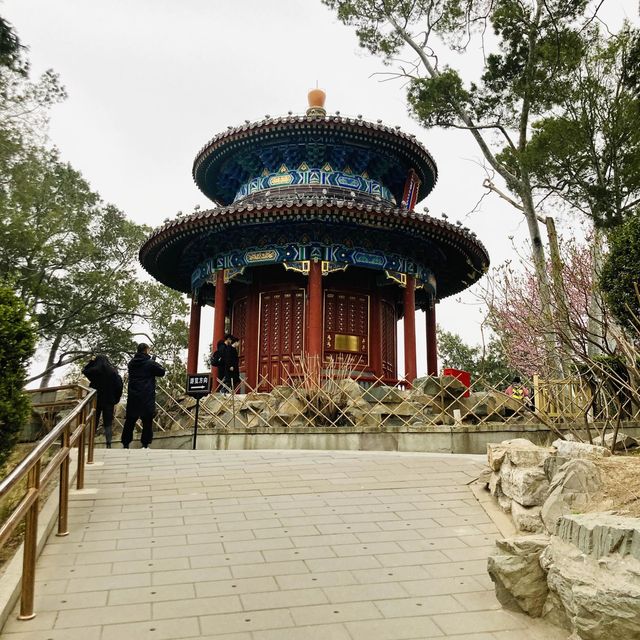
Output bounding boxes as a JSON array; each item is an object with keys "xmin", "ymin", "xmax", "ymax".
[{"xmin": 306, "ymin": 87, "xmax": 327, "ymax": 117}]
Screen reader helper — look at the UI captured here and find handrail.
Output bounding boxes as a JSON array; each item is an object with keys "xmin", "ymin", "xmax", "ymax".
[{"xmin": 0, "ymin": 384, "xmax": 96, "ymax": 621}]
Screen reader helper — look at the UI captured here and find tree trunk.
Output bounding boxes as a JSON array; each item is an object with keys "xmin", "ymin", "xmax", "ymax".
[
  {"xmin": 39, "ymin": 333, "xmax": 63, "ymax": 388},
  {"xmin": 587, "ymin": 227, "xmax": 606, "ymax": 357},
  {"xmin": 545, "ymin": 216, "xmax": 572, "ymax": 374}
]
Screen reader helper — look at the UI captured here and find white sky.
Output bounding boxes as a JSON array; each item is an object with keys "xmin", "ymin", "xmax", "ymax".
[{"xmin": 3, "ymin": 0, "xmax": 637, "ymax": 376}]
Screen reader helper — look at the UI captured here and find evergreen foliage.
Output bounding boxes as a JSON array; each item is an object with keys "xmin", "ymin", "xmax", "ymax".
[
  {"xmin": 0, "ymin": 16, "xmax": 188, "ymax": 386},
  {"xmin": 600, "ymin": 213, "xmax": 640, "ymax": 333},
  {"xmin": 0, "ymin": 285, "xmax": 35, "ymax": 467},
  {"xmin": 437, "ymin": 328, "xmax": 518, "ymax": 388}
]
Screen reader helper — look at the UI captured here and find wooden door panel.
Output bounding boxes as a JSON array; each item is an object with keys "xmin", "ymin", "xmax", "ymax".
[
  {"xmin": 231, "ymin": 297, "xmax": 248, "ymax": 372},
  {"xmin": 381, "ymin": 300, "xmax": 396, "ymax": 379},
  {"xmin": 258, "ymin": 289, "xmax": 305, "ymax": 389},
  {"xmin": 324, "ymin": 291, "xmax": 369, "ymax": 366}
]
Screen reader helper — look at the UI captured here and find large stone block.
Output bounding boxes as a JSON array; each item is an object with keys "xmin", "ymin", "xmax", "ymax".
[
  {"xmin": 335, "ymin": 378, "xmax": 364, "ymax": 402},
  {"xmin": 541, "ymin": 459, "xmax": 603, "ymax": 534},
  {"xmin": 461, "ymin": 391, "xmax": 498, "ymax": 418},
  {"xmin": 489, "ymin": 471, "xmax": 502, "ymax": 497},
  {"xmin": 556, "ymin": 513, "xmax": 640, "ymax": 561},
  {"xmin": 362, "ymin": 385, "xmax": 404, "ymax": 404},
  {"xmin": 541, "ymin": 519, "xmax": 640, "ymax": 639},
  {"xmin": 553, "ymin": 439, "xmax": 611, "ymax": 459},
  {"xmin": 440, "ymin": 375, "xmax": 467, "ymax": 398},
  {"xmin": 595, "ymin": 431, "xmax": 640, "ymax": 452},
  {"xmin": 487, "ymin": 438, "xmax": 539, "ymax": 471},
  {"xmin": 419, "ymin": 376, "xmax": 442, "ymax": 396},
  {"xmin": 511, "ymin": 501, "xmax": 545, "ymax": 533},
  {"xmin": 500, "ymin": 458, "xmax": 550, "ymax": 507},
  {"xmin": 487, "ymin": 534, "xmax": 550, "ymax": 617}
]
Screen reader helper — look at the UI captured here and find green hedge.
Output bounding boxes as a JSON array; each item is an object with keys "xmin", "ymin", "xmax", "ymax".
[{"xmin": 0, "ymin": 285, "xmax": 35, "ymax": 469}]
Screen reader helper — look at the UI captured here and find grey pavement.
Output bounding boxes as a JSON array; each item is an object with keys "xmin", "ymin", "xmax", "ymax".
[{"xmin": 1, "ymin": 449, "xmax": 567, "ymax": 639}]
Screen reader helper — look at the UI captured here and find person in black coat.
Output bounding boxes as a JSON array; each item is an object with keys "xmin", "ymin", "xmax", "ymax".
[
  {"xmin": 222, "ymin": 336, "xmax": 241, "ymax": 392},
  {"xmin": 212, "ymin": 338, "xmax": 228, "ymax": 388},
  {"xmin": 121, "ymin": 343, "xmax": 165, "ymax": 449},
  {"xmin": 82, "ymin": 355, "xmax": 123, "ymax": 449}
]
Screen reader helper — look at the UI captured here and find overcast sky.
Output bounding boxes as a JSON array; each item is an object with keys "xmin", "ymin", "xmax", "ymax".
[{"xmin": 3, "ymin": 0, "xmax": 637, "ymax": 375}]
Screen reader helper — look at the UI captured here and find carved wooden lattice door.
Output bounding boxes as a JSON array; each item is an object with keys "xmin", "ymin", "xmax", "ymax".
[
  {"xmin": 230, "ymin": 297, "xmax": 247, "ymax": 373},
  {"xmin": 324, "ymin": 291, "xmax": 369, "ymax": 367},
  {"xmin": 258, "ymin": 289, "xmax": 305, "ymax": 389},
  {"xmin": 380, "ymin": 300, "xmax": 396, "ymax": 380}
]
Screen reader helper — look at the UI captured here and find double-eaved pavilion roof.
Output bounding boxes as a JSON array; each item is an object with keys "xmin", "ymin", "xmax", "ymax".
[
  {"xmin": 192, "ymin": 114, "xmax": 439, "ymax": 206},
  {"xmin": 139, "ymin": 194, "xmax": 489, "ymax": 300},
  {"xmin": 140, "ymin": 106, "xmax": 489, "ymax": 301}
]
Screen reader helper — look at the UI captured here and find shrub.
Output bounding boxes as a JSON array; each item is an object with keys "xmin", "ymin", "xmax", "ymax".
[{"xmin": 0, "ymin": 285, "xmax": 35, "ymax": 468}]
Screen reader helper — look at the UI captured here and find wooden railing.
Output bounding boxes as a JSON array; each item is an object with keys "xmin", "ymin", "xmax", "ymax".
[{"xmin": 0, "ymin": 384, "xmax": 96, "ymax": 620}]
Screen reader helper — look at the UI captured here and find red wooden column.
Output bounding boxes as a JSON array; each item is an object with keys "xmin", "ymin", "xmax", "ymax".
[
  {"xmin": 186, "ymin": 298, "xmax": 202, "ymax": 374},
  {"xmin": 426, "ymin": 300, "xmax": 438, "ymax": 376},
  {"xmin": 369, "ymin": 294, "xmax": 382, "ymax": 379},
  {"xmin": 403, "ymin": 275, "xmax": 417, "ymax": 386},
  {"xmin": 212, "ymin": 270, "xmax": 227, "ymax": 382},
  {"xmin": 306, "ymin": 261, "xmax": 323, "ymax": 375}
]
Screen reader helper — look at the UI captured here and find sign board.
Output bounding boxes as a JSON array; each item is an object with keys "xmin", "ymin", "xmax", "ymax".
[{"xmin": 186, "ymin": 373, "xmax": 211, "ymax": 398}]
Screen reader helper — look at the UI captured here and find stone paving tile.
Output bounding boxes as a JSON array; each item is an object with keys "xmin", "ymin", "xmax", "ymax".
[
  {"xmin": 199, "ymin": 608, "xmax": 294, "ymax": 635},
  {"xmin": 375, "ymin": 594, "xmax": 465, "ymax": 617},
  {"xmin": 2, "ymin": 611, "xmax": 58, "ymax": 634},
  {"xmin": 289, "ymin": 601, "xmax": 382, "ymax": 625},
  {"xmin": 275, "ymin": 570, "xmax": 357, "ymax": 590},
  {"xmin": 240, "ymin": 586, "xmax": 328, "ymax": 610},
  {"xmin": 152, "ymin": 594, "xmax": 242, "ymax": 619},
  {"xmin": 34, "ymin": 589, "xmax": 109, "ymax": 611},
  {"xmin": 253, "ymin": 622, "xmax": 352, "ymax": 640},
  {"xmin": 151, "ymin": 565, "xmax": 231, "ymax": 586},
  {"xmin": 2, "ymin": 450, "xmax": 571, "ymax": 640},
  {"xmin": 195, "ymin": 576, "xmax": 279, "ymax": 598},
  {"xmin": 100, "ymin": 616, "xmax": 201, "ymax": 640},
  {"xmin": 346, "ymin": 615, "xmax": 445, "ymax": 639},
  {"xmin": 54, "ymin": 602, "xmax": 150, "ymax": 629},
  {"xmin": 322, "ymin": 581, "xmax": 409, "ymax": 603},
  {"xmin": 0, "ymin": 626, "xmax": 103, "ymax": 640},
  {"xmin": 432, "ymin": 610, "xmax": 530, "ymax": 635}
]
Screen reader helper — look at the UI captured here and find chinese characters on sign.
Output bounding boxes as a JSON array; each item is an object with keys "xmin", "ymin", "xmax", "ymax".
[{"xmin": 186, "ymin": 373, "xmax": 211, "ymax": 398}]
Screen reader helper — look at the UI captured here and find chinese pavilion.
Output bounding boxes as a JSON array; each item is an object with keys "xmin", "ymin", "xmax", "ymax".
[{"xmin": 140, "ymin": 90, "xmax": 489, "ymax": 389}]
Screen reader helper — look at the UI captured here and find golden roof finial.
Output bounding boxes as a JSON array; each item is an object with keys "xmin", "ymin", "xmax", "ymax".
[{"xmin": 306, "ymin": 87, "xmax": 326, "ymax": 116}]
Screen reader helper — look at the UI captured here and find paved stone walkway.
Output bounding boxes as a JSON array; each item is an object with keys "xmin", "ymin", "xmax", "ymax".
[{"xmin": 1, "ymin": 450, "xmax": 567, "ymax": 640}]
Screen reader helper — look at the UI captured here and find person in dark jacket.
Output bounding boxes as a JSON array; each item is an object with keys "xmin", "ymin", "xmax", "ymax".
[
  {"xmin": 222, "ymin": 336, "xmax": 241, "ymax": 392},
  {"xmin": 212, "ymin": 338, "xmax": 228, "ymax": 389},
  {"xmin": 82, "ymin": 355, "xmax": 123, "ymax": 449},
  {"xmin": 121, "ymin": 343, "xmax": 165, "ymax": 449}
]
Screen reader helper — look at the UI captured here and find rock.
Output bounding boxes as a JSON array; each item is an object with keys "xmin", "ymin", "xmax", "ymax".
[
  {"xmin": 272, "ymin": 385, "xmax": 294, "ymax": 400},
  {"xmin": 489, "ymin": 471, "xmax": 502, "ymax": 497},
  {"xmin": 541, "ymin": 518, "xmax": 640, "ymax": 639},
  {"xmin": 498, "ymin": 494, "xmax": 512, "ymax": 513},
  {"xmin": 500, "ymin": 458, "xmax": 550, "ymax": 507},
  {"xmin": 276, "ymin": 397, "xmax": 306, "ymax": 417},
  {"xmin": 420, "ymin": 376, "xmax": 442, "ymax": 397},
  {"xmin": 595, "ymin": 432, "xmax": 640, "ymax": 452},
  {"xmin": 476, "ymin": 466, "xmax": 492, "ymax": 488},
  {"xmin": 508, "ymin": 446, "xmax": 556, "ymax": 468},
  {"xmin": 487, "ymin": 438, "xmax": 538, "ymax": 471},
  {"xmin": 556, "ymin": 513, "xmax": 640, "ymax": 561},
  {"xmin": 553, "ymin": 439, "xmax": 611, "ymax": 459},
  {"xmin": 541, "ymin": 459, "xmax": 603, "ymax": 534},
  {"xmin": 440, "ymin": 375, "xmax": 467, "ymax": 397},
  {"xmin": 460, "ymin": 391, "xmax": 498, "ymax": 420},
  {"xmin": 487, "ymin": 534, "xmax": 550, "ymax": 617},
  {"xmin": 362, "ymin": 385, "xmax": 404, "ymax": 404},
  {"xmin": 335, "ymin": 378, "xmax": 364, "ymax": 402},
  {"xmin": 511, "ymin": 502, "xmax": 544, "ymax": 533}
]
